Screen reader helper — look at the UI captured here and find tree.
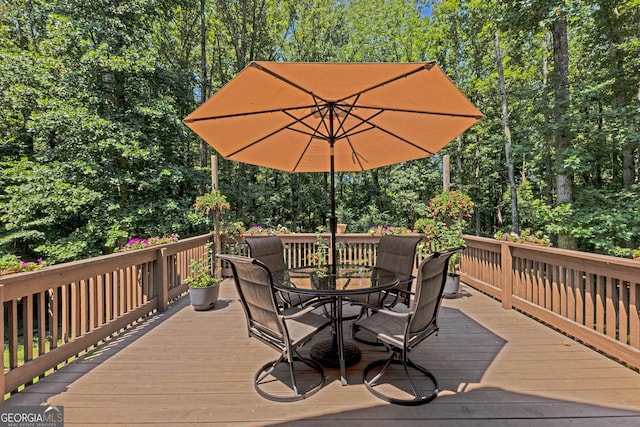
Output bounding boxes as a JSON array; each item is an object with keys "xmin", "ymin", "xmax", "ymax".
[
  {"xmin": 494, "ymin": 30, "xmax": 520, "ymax": 234},
  {"xmin": 0, "ymin": 0, "xmax": 205, "ymax": 262}
]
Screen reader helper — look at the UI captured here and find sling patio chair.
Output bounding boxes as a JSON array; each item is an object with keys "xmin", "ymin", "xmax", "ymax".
[
  {"xmin": 352, "ymin": 245, "xmax": 465, "ymax": 405},
  {"xmin": 244, "ymin": 235, "xmax": 315, "ymax": 308},
  {"xmin": 350, "ymin": 235, "xmax": 422, "ymax": 343},
  {"xmin": 216, "ymin": 253, "xmax": 331, "ymax": 402},
  {"xmin": 372, "ymin": 234, "xmax": 423, "ymax": 307}
]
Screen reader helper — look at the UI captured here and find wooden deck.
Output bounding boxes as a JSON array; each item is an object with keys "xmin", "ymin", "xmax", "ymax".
[{"xmin": 7, "ymin": 280, "xmax": 640, "ymax": 426}]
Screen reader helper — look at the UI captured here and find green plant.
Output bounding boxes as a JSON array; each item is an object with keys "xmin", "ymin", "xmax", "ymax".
[
  {"xmin": 307, "ymin": 234, "xmax": 329, "ymax": 265},
  {"xmin": 246, "ymin": 224, "xmax": 291, "ymax": 235},
  {"xmin": 429, "ymin": 191, "xmax": 474, "ymax": 221},
  {"xmin": 193, "ymin": 190, "xmax": 230, "ymax": 216},
  {"xmin": 114, "ymin": 235, "xmax": 179, "ymax": 252},
  {"xmin": 0, "ymin": 255, "xmax": 47, "ymax": 276},
  {"xmin": 222, "ymin": 221, "xmax": 246, "ymax": 240},
  {"xmin": 414, "ymin": 191, "xmax": 473, "ymax": 274},
  {"xmin": 367, "ymin": 225, "xmax": 413, "ymax": 235},
  {"xmin": 494, "ymin": 229, "xmax": 552, "ymax": 246},
  {"xmin": 414, "ymin": 219, "xmax": 465, "ymax": 273},
  {"xmin": 184, "ymin": 243, "xmax": 222, "ymax": 288}
]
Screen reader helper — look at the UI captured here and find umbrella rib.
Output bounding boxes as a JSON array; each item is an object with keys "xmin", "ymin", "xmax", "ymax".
[
  {"xmin": 333, "ymin": 96, "xmax": 368, "ymax": 170},
  {"xmin": 282, "ymin": 108, "xmax": 330, "ymax": 141},
  {"xmin": 334, "ymin": 107, "xmax": 384, "ymax": 139},
  {"xmin": 282, "ymin": 106, "xmax": 329, "ymax": 172},
  {"xmin": 313, "ymin": 96, "xmax": 333, "ymax": 140},
  {"xmin": 352, "ymin": 105, "xmax": 484, "ymax": 120},
  {"xmin": 334, "ymin": 62, "xmax": 435, "ymax": 104},
  {"xmin": 292, "ymin": 133, "xmax": 319, "ymax": 172},
  {"xmin": 252, "ymin": 62, "xmax": 329, "ymax": 103},
  {"xmin": 223, "ymin": 115, "xmax": 318, "ymax": 159},
  {"xmin": 338, "ymin": 109, "xmax": 437, "ymax": 157},
  {"xmin": 183, "ymin": 105, "xmax": 482, "ymax": 124},
  {"xmin": 184, "ymin": 105, "xmax": 325, "ymax": 123}
]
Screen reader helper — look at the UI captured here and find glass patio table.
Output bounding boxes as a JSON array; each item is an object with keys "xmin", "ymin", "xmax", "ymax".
[{"xmin": 273, "ymin": 264, "xmax": 399, "ymax": 385}]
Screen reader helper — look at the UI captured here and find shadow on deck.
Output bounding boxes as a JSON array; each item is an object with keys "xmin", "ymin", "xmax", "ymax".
[{"xmin": 7, "ymin": 280, "xmax": 640, "ymax": 426}]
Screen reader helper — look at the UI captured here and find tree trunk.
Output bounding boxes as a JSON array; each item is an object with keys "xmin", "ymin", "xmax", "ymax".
[
  {"xmin": 494, "ymin": 31, "xmax": 520, "ymax": 234},
  {"xmin": 612, "ymin": 17, "xmax": 634, "ymax": 189},
  {"xmin": 551, "ymin": 15, "xmax": 577, "ymax": 250},
  {"xmin": 542, "ymin": 35, "xmax": 554, "ymax": 205},
  {"xmin": 199, "ymin": 0, "xmax": 208, "ymax": 171}
]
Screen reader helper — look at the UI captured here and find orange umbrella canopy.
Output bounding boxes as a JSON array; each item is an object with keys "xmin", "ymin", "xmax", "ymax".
[{"xmin": 183, "ymin": 61, "xmax": 483, "ymax": 173}]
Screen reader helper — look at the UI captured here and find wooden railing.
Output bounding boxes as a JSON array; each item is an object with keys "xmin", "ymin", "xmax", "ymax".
[
  {"xmin": 223, "ymin": 233, "xmax": 418, "ymax": 268},
  {"xmin": 3, "ymin": 231, "xmax": 638, "ymax": 400},
  {"xmin": 459, "ymin": 235, "xmax": 640, "ymax": 371},
  {"xmin": 0, "ymin": 233, "xmax": 212, "ymax": 399}
]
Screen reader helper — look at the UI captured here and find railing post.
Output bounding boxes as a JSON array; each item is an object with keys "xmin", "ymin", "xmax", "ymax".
[
  {"xmin": 501, "ymin": 242, "xmax": 513, "ymax": 310},
  {"xmin": 156, "ymin": 248, "xmax": 168, "ymax": 312}
]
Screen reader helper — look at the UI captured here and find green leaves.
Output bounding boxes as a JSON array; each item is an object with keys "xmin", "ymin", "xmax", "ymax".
[{"xmin": 0, "ymin": 0, "xmax": 638, "ymax": 263}]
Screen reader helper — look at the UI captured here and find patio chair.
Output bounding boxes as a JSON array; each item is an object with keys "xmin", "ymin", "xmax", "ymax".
[
  {"xmin": 353, "ymin": 245, "xmax": 465, "ymax": 405},
  {"xmin": 245, "ymin": 235, "xmax": 314, "ymax": 308},
  {"xmin": 216, "ymin": 253, "xmax": 331, "ymax": 402},
  {"xmin": 350, "ymin": 235, "xmax": 421, "ymax": 343},
  {"xmin": 373, "ymin": 235, "xmax": 423, "ymax": 307}
]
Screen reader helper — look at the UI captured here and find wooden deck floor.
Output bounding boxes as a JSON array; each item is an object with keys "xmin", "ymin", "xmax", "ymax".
[{"xmin": 7, "ymin": 281, "xmax": 640, "ymax": 426}]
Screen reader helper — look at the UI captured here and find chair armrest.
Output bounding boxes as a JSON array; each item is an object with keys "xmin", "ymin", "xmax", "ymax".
[
  {"xmin": 366, "ymin": 306, "xmax": 410, "ymax": 319},
  {"xmin": 281, "ymin": 297, "xmax": 333, "ymax": 319}
]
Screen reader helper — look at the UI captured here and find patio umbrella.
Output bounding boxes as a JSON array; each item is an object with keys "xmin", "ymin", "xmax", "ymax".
[{"xmin": 183, "ymin": 61, "xmax": 483, "ymax": 270}]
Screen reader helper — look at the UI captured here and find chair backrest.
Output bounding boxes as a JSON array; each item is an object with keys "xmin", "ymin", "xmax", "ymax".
[
  {"xmin": 216, "ymin": 254, "xmax": 283, "ymax": 339},
  {"xmin": 409, "ymin": 246, "xmax": 465, "ymax": 336},
  {"xmin": 245, "ymin": 236, "xmax": 287, "ymax": 282},
  {"xmin": 375, "ymin": 235, "xmax": 423, "ymax": 282}
]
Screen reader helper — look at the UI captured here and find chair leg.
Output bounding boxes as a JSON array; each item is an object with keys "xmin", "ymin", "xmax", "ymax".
[
  {"xmin": 363, "ymin": 353, "xmax": 439, "ymax": 406},
  {"xmin": 254, "ymin": 352, "xmax": 325, "ymax": 402}
]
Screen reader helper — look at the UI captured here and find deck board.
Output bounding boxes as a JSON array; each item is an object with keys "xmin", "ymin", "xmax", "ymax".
[{"xmin": 7, "ymin": 280, "xmax": 640, "ymax": 426}]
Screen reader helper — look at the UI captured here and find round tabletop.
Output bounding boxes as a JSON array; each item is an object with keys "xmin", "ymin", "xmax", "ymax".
[{"xmin": 273, "ymin": 264, "xmax": 399, "ymax": 296}]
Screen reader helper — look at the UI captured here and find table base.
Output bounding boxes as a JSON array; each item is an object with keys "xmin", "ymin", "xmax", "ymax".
[{"xmin": 310, "ymin": 339, "xmax": 361, "ymax": 368}]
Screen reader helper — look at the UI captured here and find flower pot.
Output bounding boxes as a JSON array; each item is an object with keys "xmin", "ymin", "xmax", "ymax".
[
  {"xmin": 443, "ymin": 273, "xmax": 461, "ymax": 298},
  {"xmin": 337, "ymin": 223, "xmax": 347, "ymax": 234},
  {"xmin": 189, "ymin": 285, "xmax": 220, "ymax": 311}
]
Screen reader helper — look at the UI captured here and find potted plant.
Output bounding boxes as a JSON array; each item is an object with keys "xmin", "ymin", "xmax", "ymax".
[
  {"xmin": 433, "ymin": 222, "xmax": 465, "ymax": 297},
  {"xmin": 193, "ymin": 190, "xmax": 231, "ymax": 274},
  {"xmin": 185, "ymin": 243, "xmax": 222, "ymax": 311},
  {"xmin": 414, "ymin": 191, "xmax": 473, "ymax": 298}
]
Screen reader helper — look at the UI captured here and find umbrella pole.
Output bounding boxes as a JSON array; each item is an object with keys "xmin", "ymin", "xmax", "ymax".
[
  {"xmin": 330, "ymin": 141, "xmax": 337, "ymax": 274},
  {"xmin": 329, "ymin": 107, "xmax": 337, "ymax": 275},
  {"xmin": 329, "ymin": 144, "xmax": 338, "ymax": 274}
]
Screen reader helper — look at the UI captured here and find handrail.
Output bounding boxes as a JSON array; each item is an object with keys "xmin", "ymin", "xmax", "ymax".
[
  {"xmin": 0, "ymin": 233, "xmax": 212, "ymax": 400},
  {"xmin": 222, "ymin": 233, "xmax": 429, "ymax": 270},
  {"xmin": 459, "ymin": 235, "xmax": 640, "ymax": 371}
]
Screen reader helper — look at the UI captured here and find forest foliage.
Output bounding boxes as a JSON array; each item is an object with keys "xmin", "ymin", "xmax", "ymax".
[{"xmin": 0, "ymin": 0, "xmax": 638, "ymax": 265}]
